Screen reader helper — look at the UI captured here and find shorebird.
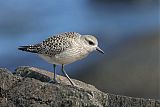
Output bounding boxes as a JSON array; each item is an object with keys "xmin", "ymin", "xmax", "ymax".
[{"xmin": 18, "ymin": 32, "xmax": 104, "ymax": 86}]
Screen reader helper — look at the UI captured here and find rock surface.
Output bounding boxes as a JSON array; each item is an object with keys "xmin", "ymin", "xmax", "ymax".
[{"xmin": 0, "ymin": 66, "xmax": 159, "ymax": 107}]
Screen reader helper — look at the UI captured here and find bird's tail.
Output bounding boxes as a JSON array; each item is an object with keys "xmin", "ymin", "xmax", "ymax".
[{"xmin": 18, "ymin": 45, "xmax": 39, "ymax": 53}]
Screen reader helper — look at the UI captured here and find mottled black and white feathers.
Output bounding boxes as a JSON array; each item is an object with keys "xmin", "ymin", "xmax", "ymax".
[{"xmin": 18, "ymin": 32, "xmax": 80, "ymax": 56}]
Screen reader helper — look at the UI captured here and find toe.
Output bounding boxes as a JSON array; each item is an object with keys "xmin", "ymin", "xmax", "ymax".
[{"xmin": 49, "ymin": 79, "xmax": 60, "ymax": 84}]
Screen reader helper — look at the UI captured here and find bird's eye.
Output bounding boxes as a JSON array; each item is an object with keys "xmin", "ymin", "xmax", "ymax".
[{"xmin": 88, "ymin": 41, "xmax": 95, "ymax": 45}]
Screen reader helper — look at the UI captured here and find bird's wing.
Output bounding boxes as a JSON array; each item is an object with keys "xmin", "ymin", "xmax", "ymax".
[
  {"xmin": 18, "ymin": 32, "xmax": 81, "ymax": 55},
  {"xmin": 40, "ymin": 32, "xmax": 81, "ymax": 56}
]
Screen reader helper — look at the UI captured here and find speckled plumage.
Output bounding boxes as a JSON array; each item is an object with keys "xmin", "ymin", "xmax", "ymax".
[
  {"xmin": 19, "ymin": 32, "xmax": 104, "ymax": 86},
  {"xmin": 20, "ymin": 32, "xmax": 79, "ymax": 55},
  {"xmin": 41, "ymin": 32, "xmax": 80, "ymax": 56}
]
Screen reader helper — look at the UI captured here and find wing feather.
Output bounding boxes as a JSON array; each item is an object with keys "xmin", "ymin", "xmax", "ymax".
[{"xmin": 40, "ymin": 32, "xmax": 81, "ymax": 56}]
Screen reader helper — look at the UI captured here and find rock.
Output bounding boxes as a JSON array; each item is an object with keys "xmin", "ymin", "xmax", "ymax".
[{"xmin": 0, "ymin": 67, "xmax": 159, "ymax": 107}]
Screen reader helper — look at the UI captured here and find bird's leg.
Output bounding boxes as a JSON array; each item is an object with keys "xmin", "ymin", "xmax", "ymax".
[
  {"xmin": 49, "ymin": 64, "xmax": 59, "ymax": 84},
  {"xmin": 61, "ymin": 64, "xmax": 75, "ymax": 86},
  {"xmin": 53, "ymin": 64, "xmax": 57, "ymax": 82}
]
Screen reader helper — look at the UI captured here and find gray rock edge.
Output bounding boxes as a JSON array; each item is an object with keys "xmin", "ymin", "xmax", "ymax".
[{"xmin": 0, "ymin": 66, "xmax": 159, "ymax": 107}]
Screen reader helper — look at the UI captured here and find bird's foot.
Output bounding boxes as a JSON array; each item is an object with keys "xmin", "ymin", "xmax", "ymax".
[{"xmin": 48, "ymin": 78, "xmax": 60, "ymax": 84}]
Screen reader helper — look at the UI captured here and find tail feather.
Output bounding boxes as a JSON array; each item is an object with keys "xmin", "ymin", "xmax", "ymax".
[{"xmin": 18, "ymin": 45, "xmax": 39, "ymax": 53}]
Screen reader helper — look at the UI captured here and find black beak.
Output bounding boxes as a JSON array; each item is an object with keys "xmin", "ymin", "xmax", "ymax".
[{"xmin": 96, "ymin": 47, "xmax": 104, "ymax": 54}]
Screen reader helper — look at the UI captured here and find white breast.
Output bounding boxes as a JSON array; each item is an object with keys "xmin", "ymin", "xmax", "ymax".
[{"xmin": 38, "ymin": 44, "xmax": 89, "ymax": 65}]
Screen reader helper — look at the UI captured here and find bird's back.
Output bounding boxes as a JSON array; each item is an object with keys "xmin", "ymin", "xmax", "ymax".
[{"xmin": 18, "ymin": 32, "xmax": 81, "ymax": 57}]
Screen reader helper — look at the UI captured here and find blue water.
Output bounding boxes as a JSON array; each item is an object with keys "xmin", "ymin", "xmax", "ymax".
[{"xmin": 0, "ymin": 0, "xmax": 158, "ymax": 74}]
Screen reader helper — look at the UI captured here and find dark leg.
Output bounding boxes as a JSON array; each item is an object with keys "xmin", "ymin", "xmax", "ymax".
[
  {"xmin": 61, "ymin": 64, "xmax": 75, "ymax": 86},
  {"xmin": 49, "ymin": 64, "xmax": 59, "ymax": 84},
  {"xmin": 53, "ymin": 64, "xmax": 57, "ymax": 82}
]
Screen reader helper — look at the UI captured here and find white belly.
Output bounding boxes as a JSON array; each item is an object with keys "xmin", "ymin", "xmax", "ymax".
[{"xmin": 38, "ymin": 48, "xmax": 89, "ymax": 65}]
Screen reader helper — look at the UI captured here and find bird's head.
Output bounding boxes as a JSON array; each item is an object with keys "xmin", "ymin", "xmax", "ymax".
[{"xmin": 81, "ymin": 35, "xmax": 104, "ymax": 54}]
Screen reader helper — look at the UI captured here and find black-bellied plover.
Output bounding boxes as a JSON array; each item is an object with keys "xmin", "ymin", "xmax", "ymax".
[{"xmin": 18, "ymin": 32, "xmax": 104, "ymax": 86}]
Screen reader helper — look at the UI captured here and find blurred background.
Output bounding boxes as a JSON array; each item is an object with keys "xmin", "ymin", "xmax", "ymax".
[{"xmin": 0, "ymin": 0, "xmax": 159, "ymax": 99}]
